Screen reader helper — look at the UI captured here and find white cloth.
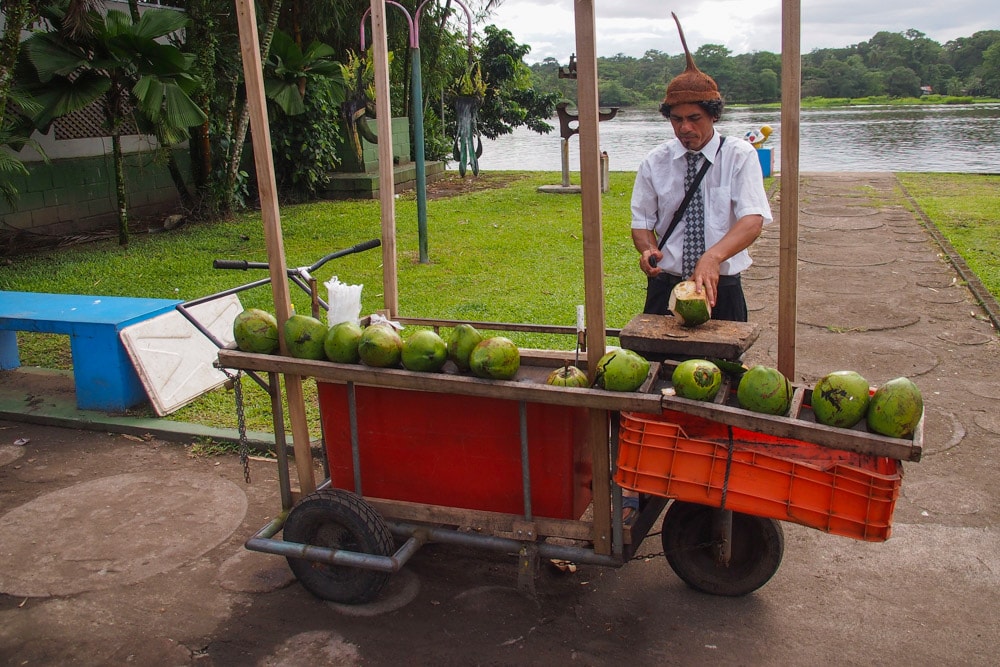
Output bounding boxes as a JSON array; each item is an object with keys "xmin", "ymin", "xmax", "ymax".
[{"xmin": 630, "ymin": 131, "xmax": 773, "ymax": 277}]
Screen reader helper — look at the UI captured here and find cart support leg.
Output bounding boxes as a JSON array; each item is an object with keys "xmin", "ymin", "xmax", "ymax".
[
  {"xmin": 519, "ymin": 401, "xmax": 532, "ymax": 521},
  {"xmin": 517, "ymin": 543, "xmax": 540, "ymax": 596},
  {"xmin": 268, "ymin": 372, "xmax": 294, "ymax": 511},
  {"xmin": 348, "ymin": 381, "xmax": 362, "ymax": 495},
  {"xmin": 713, "ymin": 509, "xmax": 733, "ymax": 566}
]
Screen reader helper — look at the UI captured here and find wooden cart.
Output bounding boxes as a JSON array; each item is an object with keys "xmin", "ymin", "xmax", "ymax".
[
  {"xmin": 221, "ymin": 0, "xmax": 917, "ymax": 603},
  {"xmin": 215, "ymin": 302, "xmax": 920, "ymax": 602}
]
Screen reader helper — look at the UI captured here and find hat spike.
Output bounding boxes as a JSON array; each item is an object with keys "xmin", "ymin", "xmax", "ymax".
[{"xmin": 671, "ymin": 12, "xmax": 699, "ymax": 72}]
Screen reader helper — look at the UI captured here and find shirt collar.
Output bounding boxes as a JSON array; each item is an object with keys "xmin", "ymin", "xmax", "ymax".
[{"xmin": 672, "ymin": 130, "xmax": 721, "ymax": 164}]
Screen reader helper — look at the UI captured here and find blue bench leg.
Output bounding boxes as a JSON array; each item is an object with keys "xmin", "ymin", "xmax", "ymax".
[
  {"xmin": 69, "ymin": 324, "xmax": 148, "ymax": 412},
  {"xmin": 0, "ymin": 330, "xmax": 20, "ymax": 370}
]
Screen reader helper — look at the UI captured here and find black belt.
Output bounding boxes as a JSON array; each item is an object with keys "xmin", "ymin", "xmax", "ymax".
[{"xmin": 654, "ymin": 273, "xmax": 741, "ymax": 287}]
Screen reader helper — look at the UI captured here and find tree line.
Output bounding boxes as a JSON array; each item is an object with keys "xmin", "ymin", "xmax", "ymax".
[{"xmin": 529, "ymin": 29, "xmax": 1000, "ymax": 107}]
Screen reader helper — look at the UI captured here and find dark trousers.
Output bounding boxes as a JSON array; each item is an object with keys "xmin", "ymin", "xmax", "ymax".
[{"xmin": 643, "ymin": 273, "xmax": 748, "ymax": 322}]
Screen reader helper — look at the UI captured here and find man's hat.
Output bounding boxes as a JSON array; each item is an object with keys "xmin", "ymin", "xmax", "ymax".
[{"xmin": 663, "ymin": 12, "xmax": 721, "ymax": 106}]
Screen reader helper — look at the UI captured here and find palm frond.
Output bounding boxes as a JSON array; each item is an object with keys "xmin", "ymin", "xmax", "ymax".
[{"xmin": 62, "ymin": 0, "xmax": 103, "ymax": 40}]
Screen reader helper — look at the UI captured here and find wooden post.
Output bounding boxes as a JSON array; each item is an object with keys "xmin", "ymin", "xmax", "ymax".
[
  {"xmin": 370, "ymin": 0, "xmax": 399, "ymax": 316},
  {"xmin": 234, "ymin": 0, "xmax": 315, "ymax": 495},
  {"xmin": 574, "ymin": 0, "xmax": 611, "ymax": 555},
  {"xmin": 777, "ymin": 0, "xmax": 801, "ymax": 381}
]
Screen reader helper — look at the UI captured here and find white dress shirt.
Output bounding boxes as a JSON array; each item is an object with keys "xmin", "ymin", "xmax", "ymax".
[{"xmin": 630, "ymin": 131, "xmax": 773, "ymax": 276}]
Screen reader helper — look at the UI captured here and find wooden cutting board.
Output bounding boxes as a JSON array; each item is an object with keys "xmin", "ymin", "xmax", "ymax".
[{"xmin": 618, "ymin": 313, "xmax": 760, "ymax": 361}]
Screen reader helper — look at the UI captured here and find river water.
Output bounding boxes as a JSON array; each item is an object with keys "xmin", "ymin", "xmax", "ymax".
[{"xmin": 476, "ymin": 104, "xmax": 1000, "ymax": 173}]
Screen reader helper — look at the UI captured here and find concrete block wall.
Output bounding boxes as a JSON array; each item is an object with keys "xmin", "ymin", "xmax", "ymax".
[{"xmin": 0, "ymin": 150, "xmax": 188, "ymax": 240}]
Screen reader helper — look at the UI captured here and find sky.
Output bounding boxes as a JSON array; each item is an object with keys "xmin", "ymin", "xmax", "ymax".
[{"xmin": 484, "ymin": 1, "xmax": 1000, "ymax": 64}]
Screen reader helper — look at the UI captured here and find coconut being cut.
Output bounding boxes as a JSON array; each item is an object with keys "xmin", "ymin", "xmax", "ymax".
[{"xmin": 668, "ymin": 280, "xmax": 712, "ymax": 327}]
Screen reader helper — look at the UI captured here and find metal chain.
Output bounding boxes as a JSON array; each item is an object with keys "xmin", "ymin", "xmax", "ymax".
[
  {"xmin": 721, "ymin": 426, "xmax": 735, "ymax": 510},
  {"xmin": 222, "ymin": 367, "xmax": 251, "ymax": 484},
  {"xmin": 630, "ymin": 536, "xmax": 719, "ymax": 562},
  {"xmin": 633, "ymin": 431, "xmax": 737, "ymax": 562}
]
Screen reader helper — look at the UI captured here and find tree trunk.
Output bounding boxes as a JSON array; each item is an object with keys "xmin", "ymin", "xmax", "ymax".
[
  {"xmin": 165, "ymin": 147, "xmax": 194, "ymax": 209},
  {"xmin": 112, "ymin": 131, "xmax": 129, "ymax": 246},
  {"xmin": 184, "ymin": 0, "xmax": 217, "ymax": 197},
  {"xmin": 0, "ymin": 0, "xmax": 35, "ymax": 127},
  {"xmin": 225, "ymin": 0, "xmax": 283, "ymax": 210}
]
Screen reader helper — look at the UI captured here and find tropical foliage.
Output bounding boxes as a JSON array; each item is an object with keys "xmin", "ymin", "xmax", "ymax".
[
  {"xmin": 17, "ymin": 1, "xmax": 206, "ymax": 244},
  {"xmin": 1, "ymin": 1, "xmax": 562, "ymax": 229}
]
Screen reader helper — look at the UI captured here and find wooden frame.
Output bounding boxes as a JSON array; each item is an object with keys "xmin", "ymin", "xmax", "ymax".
[{"xmin": 230, "ymin": 0, "xmax": 807, "ymax": 562}]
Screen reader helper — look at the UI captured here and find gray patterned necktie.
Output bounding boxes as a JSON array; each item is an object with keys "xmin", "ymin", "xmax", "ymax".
[{"xmin": 681, "ymin": 151, "xmax": 705, "ymax": 279}]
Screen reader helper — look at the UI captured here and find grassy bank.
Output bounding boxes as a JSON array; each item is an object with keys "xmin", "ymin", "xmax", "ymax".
[
  {"xmin": 1, "ymin": 170, "xmax": 994, "ymax": 438},
  {"xmin": 896, "ymin": 173, "xmax": 1000, "ymax": 299}
]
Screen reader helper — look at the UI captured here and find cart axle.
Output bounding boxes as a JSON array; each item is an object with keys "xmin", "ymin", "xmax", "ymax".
[{"xmin": 245, "ymin": 514, "xmax": 425, "ymax": 574}]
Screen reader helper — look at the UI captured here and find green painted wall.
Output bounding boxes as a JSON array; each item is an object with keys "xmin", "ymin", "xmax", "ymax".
[{"xmin": 0, "ymin": 150, "xmax": 188, "ymax": 239}]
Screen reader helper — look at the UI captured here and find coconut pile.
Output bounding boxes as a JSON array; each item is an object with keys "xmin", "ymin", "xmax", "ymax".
[
  {"xmin": 232, "ymin": 310, "xmax": 654, "ymax": 392},
  {"xmin": 670, "ymin": 359, "xmax": 923, "ymax": 440}
]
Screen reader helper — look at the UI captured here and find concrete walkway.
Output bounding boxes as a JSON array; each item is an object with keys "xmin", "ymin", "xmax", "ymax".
[{"xmin": 0, "ymin": 173, "xmax": 998, "ymax": 666}]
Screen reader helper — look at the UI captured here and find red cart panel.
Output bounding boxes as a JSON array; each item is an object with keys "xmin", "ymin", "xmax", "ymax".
[{"xmin": 319, "ymin": 382, "xmax": 593, "ymax": 520}]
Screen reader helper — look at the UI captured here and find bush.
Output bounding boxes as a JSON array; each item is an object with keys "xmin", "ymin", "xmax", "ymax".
[{"xmin": 269, "ymin": 78, "xmax": 343, "ymax": 201}]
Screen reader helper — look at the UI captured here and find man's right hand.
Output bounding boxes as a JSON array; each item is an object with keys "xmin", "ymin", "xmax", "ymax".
[{"xmin": 640, "ymin": 249, "xmax": 663, "ymax": 277}]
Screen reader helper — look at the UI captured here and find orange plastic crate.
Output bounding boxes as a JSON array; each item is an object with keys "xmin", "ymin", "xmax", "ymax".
[{"xmin": 614, "ymin": 410, "xmax": 903, "ymax": 542}]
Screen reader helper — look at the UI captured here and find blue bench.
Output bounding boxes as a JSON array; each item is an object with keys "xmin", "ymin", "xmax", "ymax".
[{"xmin": 0, "ymin": 291, "xmax": 181, "ymax": 411}]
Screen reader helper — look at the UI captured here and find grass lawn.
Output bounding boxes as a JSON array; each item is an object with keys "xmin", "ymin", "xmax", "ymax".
[
  {"xmin": 0, "ymin": 171, "xmax": 651, "ymax": 436},
  {"xmin": 1, "ymin": 170, "xmax": 993, "ymax": 440},
  {"xmin": 896, "ymin": 173, "xmax": 1000, "ymax": 301}
]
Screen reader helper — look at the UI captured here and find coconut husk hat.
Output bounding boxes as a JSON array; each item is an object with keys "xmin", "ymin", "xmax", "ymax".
[{"xmin": 663, "ymin": 12, "xmax": 722, "ymax": 106}]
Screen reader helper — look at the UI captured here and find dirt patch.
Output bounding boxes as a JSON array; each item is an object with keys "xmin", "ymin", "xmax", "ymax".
[{"xmin": 423, "ymin": 172, "xmax": 523, "ymax": 200}]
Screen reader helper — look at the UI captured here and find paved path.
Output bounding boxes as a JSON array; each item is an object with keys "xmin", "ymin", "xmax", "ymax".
[{"xmin": 0, "ymin": 173, "xmax": 998, "ymax": 666}]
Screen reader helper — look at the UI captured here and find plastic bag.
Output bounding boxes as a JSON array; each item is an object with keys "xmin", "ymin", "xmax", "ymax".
[{"xmin": 325, "ymin": 276, "xmax": 363, "ymax": 326}]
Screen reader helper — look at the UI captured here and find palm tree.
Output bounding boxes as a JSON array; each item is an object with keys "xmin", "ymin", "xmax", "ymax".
[{"xmin": 20, "ymin": 1, "xmax": 206, "ymax": 245}]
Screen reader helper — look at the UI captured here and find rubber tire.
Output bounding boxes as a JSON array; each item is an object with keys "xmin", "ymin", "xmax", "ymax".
[
  {"xmin": 660, "ymin": 501, "xmax": 784, "ymax": 597},
  {"xmin": 282, "ymin": 488, "xmax": 394, "ymax": 604}
]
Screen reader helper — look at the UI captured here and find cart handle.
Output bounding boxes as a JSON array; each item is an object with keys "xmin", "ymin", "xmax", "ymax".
[{"xmin": 212, "ymin": 238, "xmax": 382, "ymax": 274}]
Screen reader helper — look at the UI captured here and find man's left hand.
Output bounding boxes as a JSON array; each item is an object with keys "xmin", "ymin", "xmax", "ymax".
[{"xmin": 691, "ymin": 256, "xmax": 722, "ymax": 307}]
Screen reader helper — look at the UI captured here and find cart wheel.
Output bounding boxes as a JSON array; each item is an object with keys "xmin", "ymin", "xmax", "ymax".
[
  {"xmin": 282, "ymin": 488, "xmax": 394, "ymax": 604},
  {"xmin": 660, "ymin": 501, "xmax": 784, "ymax": 597}
]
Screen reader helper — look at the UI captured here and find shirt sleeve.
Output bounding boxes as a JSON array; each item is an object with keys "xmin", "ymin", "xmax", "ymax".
[
  {"xmin": 630, "ymin": 161, "xmax": 659, "ymax": 231},
  {"xmin": 731, "ymin": 145, "xmax": 774, "ymax": 225}
]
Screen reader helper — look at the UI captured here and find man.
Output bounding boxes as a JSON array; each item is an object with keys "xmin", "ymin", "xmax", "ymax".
[
  {"xmin": 631, "ymin": 13, "xmax": 773, "ymax": 323},
  {"xmin": 623, "ymin": 14, "xmax": 773, "ymax": 525}
]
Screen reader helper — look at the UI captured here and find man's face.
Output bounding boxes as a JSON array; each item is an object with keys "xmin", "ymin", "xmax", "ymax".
[{"xmin": 668, "ymin": 103, "xmax": 716, "ymax": 151}]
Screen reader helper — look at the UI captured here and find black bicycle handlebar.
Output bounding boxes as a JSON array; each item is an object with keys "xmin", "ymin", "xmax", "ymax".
[
  {"xmin": 212, "ymin": 259, "xmax": 268, "ymax": 270},
  {"xmin": 212, "ymin": 238, "xmax": 381, "ymax": 273}
]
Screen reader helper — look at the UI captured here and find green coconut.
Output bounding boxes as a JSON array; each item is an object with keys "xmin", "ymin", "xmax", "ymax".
[
  {"xmin": 594, "ymin": 348, "xmax": 651, "ymax": 392},
  {"xmin": 401, "ymin": 330, "xmax": 448, "ymax": 373},
  {"xmin": 866, "ymin": 377, "xmax": 923, "ymax": 439},
  {"xmin": 671, "ymin": 359, "xmax": 723, "ymax": 401},
  {"xmin": 737, "ymin": 365, "xmax": 793, "ymax": 415},
  {"xmin": 811, "ymin": 370, "xmax": 871, "ymax": 428},
  {"xmin": 324, "ymin": 321, "xmax": 363, "ymax": 363},
  {"xmin": 284, "ymin": 314, "xmax": 328, "ymax": 360},
  {"xmin": 357, "ymin": 323, "xmax": 403, "ymax": 368},
  {"xmin": 668, "ymin": 280, "xmax": 712, "ymax": 327},
  {"xmin": 546, "ymin": 362, "xmax": 590, "ymax": 387},
  {"xmin": 232, "ymin": 308, "xmax": 279, "ymax": 354},
  {"xmin": 469, "ymin": 337, "xmax": 520, "ymax": 380},
  {"xmin": 448, "ymin": 323, "xmax": 484, "ymax": 372}
]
